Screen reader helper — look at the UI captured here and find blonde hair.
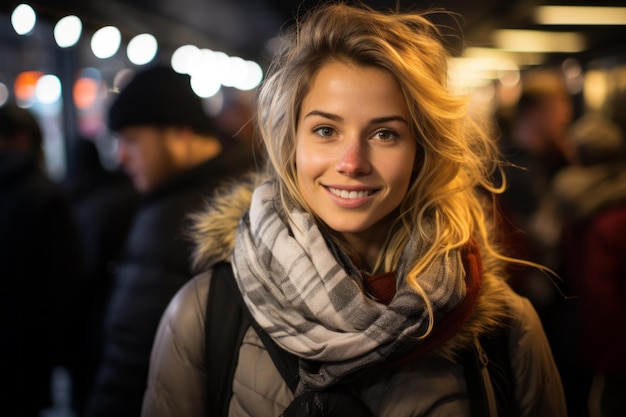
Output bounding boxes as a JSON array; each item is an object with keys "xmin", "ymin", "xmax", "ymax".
[{"xmin": 257, "ymin": 3, "xmax": 510, "ymax": 297}]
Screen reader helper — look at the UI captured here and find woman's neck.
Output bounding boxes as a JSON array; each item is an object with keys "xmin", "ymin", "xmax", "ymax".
[{"xmin": 338, "ymin": 216, "xmax": 396, "ymax": 274}]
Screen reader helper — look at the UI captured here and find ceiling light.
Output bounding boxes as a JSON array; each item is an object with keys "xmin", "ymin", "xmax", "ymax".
[
  {"xmin": 535, "ymin": 6, "xmax": 626, "ymax": 25},
  {"xmin": 127, "ymin": 33, "xmax": 158, "ymax": 65},
  {"xmin": 171, "ymin": 45, "xmax": 200, "ymax": 74},
  {"xmin": 91, "ymin": 26, "xmax": 121, "ymax": 59},
  {"xmin": 54, "ymin": 15, "xmax": 82, "ymax": 48},
  {"xmin": 11, "ymin": 4, "xmax": 36, "ymax": 35},
  {"xmin": 464, "ymin": 47, "xmax": 546, "ymax": 67},
  {"xmin": 448, "ymin": 56, "xmax": 519, "ymax": 89},
  {"xmin": 493, "ymin": 30, "xmax": 586, "ymax": 53}
]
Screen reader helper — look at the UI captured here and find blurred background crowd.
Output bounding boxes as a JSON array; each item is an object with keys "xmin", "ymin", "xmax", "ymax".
[{"xmin": 1, "ymin": 1, "xmax": 625, "ymax": 416}]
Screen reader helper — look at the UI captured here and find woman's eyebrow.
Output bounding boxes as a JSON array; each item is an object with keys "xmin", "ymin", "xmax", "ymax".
[
  {"xmin": 371, "ymin": 116, "xmax": 408, "ymax": 125},
  {"xmin": 303, "ymin": 110, "xmax": 408, "ymax": 125},
  {"xmin": 303, "ymin": 110, "xmax": 342, "ymax": 122}
]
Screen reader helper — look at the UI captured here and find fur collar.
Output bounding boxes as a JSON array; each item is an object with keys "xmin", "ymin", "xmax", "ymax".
[{"xmin": 190, "ymin": 173, "xmax": 512, "ymax": 360}]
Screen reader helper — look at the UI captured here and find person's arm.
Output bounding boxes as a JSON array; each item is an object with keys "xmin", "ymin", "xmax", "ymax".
[
  {"xmin": 142, "ymin": 272, "xmax": 212, "ymax": 417},
  {"xmin": 508, "ymin": 293, "xmax": 568, "ymax": 417}
]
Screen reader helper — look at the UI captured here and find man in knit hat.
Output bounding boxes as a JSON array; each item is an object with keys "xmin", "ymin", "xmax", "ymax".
[{"xmin": 84, "ymin": 65, "xmax": 253, "ymax": 417}]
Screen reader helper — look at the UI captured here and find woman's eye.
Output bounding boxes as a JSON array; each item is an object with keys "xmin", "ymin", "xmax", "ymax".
[
  {"xmin": 374, "ymin": 129, "xmax": 398, "ymax": 141},
  {"xmin": 313, "ymin": 126, "xmax": 334, "ymax": 137}
]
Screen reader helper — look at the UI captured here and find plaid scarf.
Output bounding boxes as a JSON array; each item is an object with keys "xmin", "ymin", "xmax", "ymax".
[{"xmin": 232, "ymin": 180, "xmax": 467, "ymax": 390}]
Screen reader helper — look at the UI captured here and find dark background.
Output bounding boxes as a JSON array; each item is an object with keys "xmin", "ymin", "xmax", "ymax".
[{"xmin": 3, "ymin": 0, "xmax": 626, "ymax": 66}]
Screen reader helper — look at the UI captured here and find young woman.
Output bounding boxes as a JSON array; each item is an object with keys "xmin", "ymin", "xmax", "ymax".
[{"xmin": 141, "ymin": 3, "xmax": 567, "ymax": 416}]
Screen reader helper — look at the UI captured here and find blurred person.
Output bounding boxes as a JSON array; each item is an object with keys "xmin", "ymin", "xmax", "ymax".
[
  {"xmin": 60, "ymin": 136, "xmax": 139, "ymax": 411},
  {"xmin": 500, "ymin": 68, "xmax": 575, "ymax": 267},
  {"xmin": 608, "ymin": 86, "xmax": 626, "ymax": 137},
  {"xmin": 0, "ymin": 104, "xmax": 81, "ymax": 416},
  {"xmin": 142, "ymin": 4, "xmax": 566, "ymax": 417},
  {"xmin": 510, "ymin": 69, "xmax": 574, "ymax": 165},
  {"xmin": 215, "ymin": 89, "xmax": 261, "ymax": 160},
  {"xmin": 536, "ymin": 112, "xmax": 626, "ymax": 417},
  {"xmin": 84, "ymin": 66, "xmax": 252, "ymax": 417},
  {"xmin": 496, "ymin": 67, "xmax": 579, "ymax": 417},
  {"xmin": 496, "ymin": 68, "xmax": 576, "ymax": 327},
  {"xmin": 212, "ymin": 89, "xmax": 262, "ymax": 180}
]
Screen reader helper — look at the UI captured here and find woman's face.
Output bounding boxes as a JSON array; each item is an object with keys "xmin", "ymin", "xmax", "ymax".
[{"xmin": 296, "ymin": 61, "xmax": 417, "ymax": 254}]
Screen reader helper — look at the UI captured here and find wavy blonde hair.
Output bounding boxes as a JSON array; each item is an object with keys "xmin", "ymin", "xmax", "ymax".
[{"xmin": 257, "ymin": 3, "xmax": 512, "ymax": 298}]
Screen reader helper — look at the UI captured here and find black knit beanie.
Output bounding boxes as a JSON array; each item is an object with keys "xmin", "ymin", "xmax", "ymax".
[{"xmin": 108, "ymin": 65, "xmax": 217, "ymax": 135}]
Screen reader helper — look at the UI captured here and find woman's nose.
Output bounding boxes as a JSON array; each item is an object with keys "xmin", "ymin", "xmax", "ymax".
[{"xmin": 335, "ymin": 137, "xmax": 371, "ymax": 177}]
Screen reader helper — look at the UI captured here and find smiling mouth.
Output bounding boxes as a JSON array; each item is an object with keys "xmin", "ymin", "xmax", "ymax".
[{"xmin": 327, "ymin": 187, "xmax": 374, "ymax": 199}]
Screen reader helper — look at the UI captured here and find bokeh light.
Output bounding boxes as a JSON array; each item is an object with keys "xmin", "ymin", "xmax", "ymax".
[
  {"xmin": 11, "ymin": 4, "xmax": 36, "ymax": 35},
  {"xmin": 14, "ymin": 71, "xmax": 43, "ymax": 103},
  {"xmin": 54, "ymin": 15, "xmax": 82, "ymax": 48},
  {"xmin": 171, "ymin": 44, "xmax": 200, "ymax": 74},
  {"xmin": 73, "ymin": 68, "xmax": 102, "ymax": 110},
  {"xmin": 127, "ymin": 33, "xmax": 158, "ymax": 65},
  {"xmin": 190, "ymin": 73, "xmax": 221, "ymax": 98},
  {"xmin": 0, "ymin": 83, "xmax": 9, "ymax": 106},
  {"xmin": 91, "ymin": 26, "xmax": 121, "ymax": 59},
  {"xmin": 239, "ymin": 60, "xmax": 263, "ymax": 90},
  {"xmin": 171, "ymin": 45, "xmax": 263, "ymax": 93},
  {"xmin": 35, "ymin": 74, "xmax": 62, "ymax": 104}
]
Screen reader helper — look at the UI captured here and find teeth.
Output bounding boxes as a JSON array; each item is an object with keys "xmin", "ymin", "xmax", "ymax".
[{"xmin": 329, "ymin": 187, "xmax": 373, "ymax": 199}]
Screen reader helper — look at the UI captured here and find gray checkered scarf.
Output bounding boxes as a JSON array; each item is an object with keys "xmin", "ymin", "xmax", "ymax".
[{"xmin": 231, "ymin": 180, "xmax": 466, "ymax": 390}]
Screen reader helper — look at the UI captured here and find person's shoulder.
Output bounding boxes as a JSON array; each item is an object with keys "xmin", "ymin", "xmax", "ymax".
[
  {"xmin": 150, "ymin": 271, "xmax": 212, "ymax": 360},
  {"xmin": 144, "ymin": 271, "xmax": 214, "ymax": 416},
  {"xmin": 496, "ymin": 284, "xmax": 540, "ymax": 326},
  {"xmin": 475, "ymin": 275, "xmax": 546, "ymax": 344},
  {"xmin": 498, "ymin": 285, "xmax": 553, "ymax": 349},
  {"xmin": 163, "ymin": 271, "xmax": 212, "ymax": 325}
]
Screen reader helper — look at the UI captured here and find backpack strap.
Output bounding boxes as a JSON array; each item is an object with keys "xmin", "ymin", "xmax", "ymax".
[
  {"xmin": 461, "ymin": 321, "xmax": 516, "ymax": 417},
  {"xmin": 221, "ymin": 262, "xmax": 301, "ymax": 392},
  {"xmin": 479, "ymin": 320, "xmax": 517, "ymax": 417},
  {"xmin": 206, "ymin": 262, "xmax": 250, "ymax": 417},
  {"xmin": 206, "ymin": 262, "xmax": 300, "ymax": 417}
]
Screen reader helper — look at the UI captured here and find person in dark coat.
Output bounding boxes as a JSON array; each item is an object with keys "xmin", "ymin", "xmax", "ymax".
[
  {"xmin": 537, "ymin": 112, "xmax": 626, "ymax": 417},
  {"xmin": 84, "ymin": 66, "xmax": 254, "ymax": 417},
  {"xmin": 60, "ymin": 136, "xmax": 139, "ymax": 411},
  {"xmin": 0, "ymin": 104, "xmax": 81, "ymax": 417}
]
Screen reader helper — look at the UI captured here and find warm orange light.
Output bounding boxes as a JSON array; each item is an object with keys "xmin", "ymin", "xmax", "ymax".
[
  {"xmin": 73, "ymin": 77, "xmax": 99, "ymax": 109},
  {"xmin": 14, "ymin": 71, "xmax": 43, "ymax": 101}
]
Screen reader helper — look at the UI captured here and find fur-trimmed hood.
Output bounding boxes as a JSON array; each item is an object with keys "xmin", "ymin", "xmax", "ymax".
[
  {"xmin": 190, "ymin": 173, "xmax": 513, "ymax": 358},
  {"xmin": 190, "ymin": 172, "xmax": 261, "ymax": 272}
]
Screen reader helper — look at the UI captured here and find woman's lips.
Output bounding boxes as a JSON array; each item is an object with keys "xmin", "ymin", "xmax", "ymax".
[
  {"xmin": 324, "ymin": 185, "xmax": 378, "ymax": 208},
  {"xmin": 327, "ymin": 187, "xmax": 374, "ymax": 199}
]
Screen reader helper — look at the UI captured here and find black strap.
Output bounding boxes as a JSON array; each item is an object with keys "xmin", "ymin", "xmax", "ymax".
[
  {"xmin": 479, "ymin": 322, "xmax": 517, "ymax": 417},
  {"xmin": 461, "ymin": 341, "xmax": 488, "ymax": 417},
  {"xmin": 220, "ymin": 262, "xmax": 301, "ymax": 392},
  {"xmin": 206, "ymin": 262, "xmax": 300, "ymax": 417},
  {"xmin": 206, "ymin": 262, "xmax": 250, "ymax": 417},
  {"xmin": 461, "ymin": 322, "xmax": 516, "ymax": 417}
]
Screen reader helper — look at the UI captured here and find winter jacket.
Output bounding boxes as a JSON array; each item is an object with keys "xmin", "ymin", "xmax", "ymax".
[
  {"xmin": 563, "ymin": 201, "xmax": 626, "ymax": 373},
  {"xmin": 142, "ymin": 178, "xmax": 567, "ymax": 417},
  {"xmin": 61, "ymin": 139, "xmax": 140, "ymax": 409},
  {"xmin": 85, "ymin": 152, "xmax": 251, "ymax": 417},
  {"xmin": 0, "ymin": 152, "xmax": 81, "ymax": 416},
  {"xmin": 540, "ymin": 113, "xmax": 626, "ymax": 374},
  {"xmin": 555, "ymin": 164, "xmax": 626, "ymax": 375}
]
